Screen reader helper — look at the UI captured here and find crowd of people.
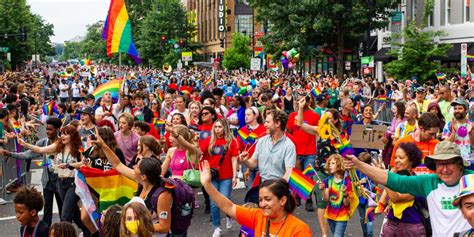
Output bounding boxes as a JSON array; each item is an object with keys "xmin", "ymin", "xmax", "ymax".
[{"xmin": 1, "ymin": 64, "xmax": 474, "ymax": 237}]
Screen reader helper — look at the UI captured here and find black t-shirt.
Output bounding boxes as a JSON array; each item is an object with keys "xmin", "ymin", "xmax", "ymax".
[
  {"xmin": 20, "ymin": 220, "xmax": 49, "ymax": 237},
  {"xmin": 85, "ymin": 147, "xmax": 126, "ymax": 171}
]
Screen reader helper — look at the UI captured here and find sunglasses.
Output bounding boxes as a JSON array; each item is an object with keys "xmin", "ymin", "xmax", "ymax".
[{"xmin": 201, "ymin": 112, "xmax": 210, "ymax": 116}]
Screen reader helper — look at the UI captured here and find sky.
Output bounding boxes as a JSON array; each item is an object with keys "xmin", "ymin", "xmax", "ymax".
[{"xmin": 27, "ymin": 0, "xmax": 110, "ymax": 43}]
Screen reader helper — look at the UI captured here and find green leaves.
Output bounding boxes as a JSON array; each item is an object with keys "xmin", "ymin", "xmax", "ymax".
[{"xmin": 222, "ymin": 33, "xmax": 252, "ymax": 70}]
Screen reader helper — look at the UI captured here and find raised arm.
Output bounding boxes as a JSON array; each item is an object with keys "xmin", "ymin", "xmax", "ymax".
[
  {"xmin": 296, "ymin": 97, "xmax": 318, "ymax": 136},
  {"xmin": 344, "ymin": 154, "xmax": 388, "ymax": 186},
  {"xmin": 200, "ymin": 160, "xmax": 237, "ymax": 219},
  {"xmin": 19, "ymin": 138, "xmax": 58, "ymax": 155}
]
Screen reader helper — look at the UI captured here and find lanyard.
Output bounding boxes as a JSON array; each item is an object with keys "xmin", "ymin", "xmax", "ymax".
[
  {"xmin": 61, "ymin": 152, "xmax": 71, "ymax": 164},
  {"xmin": 21, "ymin": 221, "xmax": 39, "ymax": 237},
  {"xmin": 265, "ymin": 215, "xmax": 288, "ymax": 237}
]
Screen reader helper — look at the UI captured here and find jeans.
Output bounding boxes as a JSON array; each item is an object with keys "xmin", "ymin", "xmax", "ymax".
[
  {"xmin": 327, "ymin": 219, "xmax": 348, "ymax": 237},
  {"xmin": 43, "ymin": 180, "xmax": 63, "ymax": 227},
  {"xmin": 357, "ymin": 202, "xmax": 374, "ymax": 237},
  {"xmin": 57, "ymin": 178, "xmax": 90, "ymax": 236},
  {"xmin": 210, "ymin": 178, "xmax": 232, "ymax": 228},
  {"xmin": 298, "ymin": 155, "xmax": 316, "ymax": 204}
]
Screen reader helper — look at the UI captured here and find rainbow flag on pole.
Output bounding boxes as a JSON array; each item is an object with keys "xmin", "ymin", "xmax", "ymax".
[
  {"xmin": 467, "ymin": 54, "xmax": 474, "ymax": 61},
  {"xmin": 302, "ymin": 165, "xmax": 317, "ymax": 177},
  {"xmin": 436, "ymin": 72, "xmax": 446, "ymax": 80},
  {"xmin": 311, "ymin": 87, "xmax": 322, "ymax": 97},
  {"xmin": 153, "ymin": 118, "xmax": 166, "ymax": 127},
  {"xmin": 42, "ymin": 101, "xmax": 58, "ymax": 116},
  {"xmin": 288, "ymin": 167, "xmax": 316, "ymax": 200},
  {"xmin": 75, "ymin": 167, "xmax": 138, "ymax": 228},
  {"xmin": 102, "ymin": 0, "xmax": 141, "ymax": 64},
  {"xmin": 334, "ymin": 134, "xmax": 354, "ymax": 157},
  {"xmin": 93, "ymin": 79, "xmax": 120, "ymax": 102}
]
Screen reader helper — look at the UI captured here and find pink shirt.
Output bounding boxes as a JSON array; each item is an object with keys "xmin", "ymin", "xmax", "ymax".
[
  {"xmin": 169, "ymin": 149, "xmax": 190, "ymax": 177},
  {"xmin": 114, "ymin": 131, "xmax": 139, "ymax": 165}
]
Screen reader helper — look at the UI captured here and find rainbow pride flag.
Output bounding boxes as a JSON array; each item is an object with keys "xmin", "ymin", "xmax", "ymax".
[
  {"xmin": 315, "ymin": 74, "xmax": 321, "ymax": 79},
  {"xmin": 436, "ymin": 72, "xmax": 446, "ymax": 80},
  {"xmin": 288, "ymin": 167, "xmax": 316, "ymax": 200},
  {"xmin": 334, "ymin": 134, "xmax": 354, "ymax": 157},
  {"xmin": 157, "ymin": 91, "xmax": 164, "ymax": 103},
  {"xmin": 35, "ymin": 161, "xmax": 51, "ymax": 167},
  {"xmin": 302, "ymin": 165, "xmax": 316, "ymax": 177},
  {"xmin": 153, "ymin": 118, "xmax": 166, "ymax": 126},
  {"xmin": 375, "ymin": 95, "xmax": 387, "ymax": 102},
  {"xmin": 237, "ymin": 130, "xmax": 259, "ymax": 144},
  {"xmin": 311, "ymin": 87, "xmax": 322, "ymax": 97},
  {"xmin": 467, "ymin": 54, "xmax": 474, "ymax": 61},
  {"xmin": 272, "ymin": 80, "xmax": 281, "ymax": 88},
  {"xmin": 102, "ymin": 0, "xmax": 141, "ymax": 64},
  {"xmin": 93, "ymin": 79, "xmax": 120, "ymax": 102},
  {"xmin": 365, "ymin": 206, "xmax": 375, "ymax": 224},
  {"xmin": 205, "ymin": 78, "xmax": 212, "ymax": 87},
  {"xmin": 42, "ymin": 101, "xmax": 58, "ymax": 116},
  {"xmin": 75, "ymin": 167, "xmax": 138, "ymax": 228},
  {"xmin": 12, "ymin": 121, "xmax": 21, "ymax": 134}
]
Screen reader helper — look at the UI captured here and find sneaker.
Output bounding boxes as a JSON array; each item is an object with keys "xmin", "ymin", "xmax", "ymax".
[
  {"xmin": 0, "ymin": 198, "xmax": 7, "ymax": 205},
  {"xmin": 305, "ymin": 201, "xmax": 315, "ymax": 212},
  {"xmin": 212, "ymin": 227, "xmax": 222, "ymax": 237},
  {"xmin": 226, "ymin": 217, "xmax": 234, "ymax": 230}
]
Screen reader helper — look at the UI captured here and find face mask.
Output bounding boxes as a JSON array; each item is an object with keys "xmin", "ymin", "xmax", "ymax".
[{"xmin": 125, "ymin": 220, "xmax": 139, "ymax": 234}]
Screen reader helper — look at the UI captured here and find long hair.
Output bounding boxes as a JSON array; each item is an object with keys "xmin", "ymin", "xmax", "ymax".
[
  {"xmin": 209, "ymin": 118, "xmax": 233, "ymax": 153},
  {"xmin": 139, "ymin": 135, "xmax": 161, "ymax": 156},
  {"xmin": 101, "ymin": 205, "xmax": 122, "ymax": 237},
  {"xmin": 50, "ymin": 221, "xmax": 77, "ymax": 237},
  {"xmin": 90, "ymin": 127, "xmax": 117, "ymax": 159},
  {"xmin": 56, "ymin": 125, "xmax": 82, "ymax": 159},
  {"xmin": 120, "ymin": 202, "xmax": 154, "ymax": 237}
]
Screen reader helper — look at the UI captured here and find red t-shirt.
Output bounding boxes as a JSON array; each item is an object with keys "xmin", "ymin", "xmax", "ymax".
[
  {"xmin": 236, "ymin": 124, "xmax": 267, "ymax": 157},
  {"xmin": 198, "ymin": 123, "xmax": 214, "ymax": 147},
  {"xmin": 200, "ymin": 137, "xmax": 239, "ymax": 180},
  {"xmin": 390, "ymin": 134, "xmax": 438, "ymax": 174},
  {"xmin": 286, "ymin": 110, "xmax": 320, "ymax": 155}
]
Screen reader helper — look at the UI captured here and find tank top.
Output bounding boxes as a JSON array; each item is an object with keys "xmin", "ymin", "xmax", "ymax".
[
  {"xmin": 284, "ymin": 96, "xmax": 294, "ymax": 113},
  {"xmin": 169, "ymin": 149, "xmax": 189, "ymax": 177}
]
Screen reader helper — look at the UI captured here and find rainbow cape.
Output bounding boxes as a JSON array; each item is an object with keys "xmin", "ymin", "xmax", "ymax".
[
  {"xmin": 302, "ymin": 165, "xmax": 316, "ymax": 177},
  {"xmin": 311, "ymin": 87, "xmax": 322, "ymax": 97},
  {"xmin": 288, "ymin": 168, "xmax": 316, "ymax": 200},
  {"xmin": 436, "ymin": 72, "xmax": 446, "ymax": 80},
  {"xmin": 75, "ymin": 167, "xmax": 138, "ymax": 228},
  {"xmin": 93, "ymin": 79, "xmax": 120, "ymax": 102},
  {"xmin": 42, "ymin": 101, "xmax": 58, "ymax": 116},
  {"xmin": 153, "ymin": 118, "xmax": 166, "ymax": 126},
  {"xmin": 102, "ymin": 0, "xmax": 141, "ymax": 64}
]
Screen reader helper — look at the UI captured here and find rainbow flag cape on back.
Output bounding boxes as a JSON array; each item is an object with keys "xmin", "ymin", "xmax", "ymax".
[
  {"xmin": 288, "ymin": 168, "xmax": 316, "ymax": 200},
  {"xmin": 102, "ymin": 0, "xmax": 141, "ymax": 64},
  {"xmin": 93, "ymin": 79, "xmax": 120, "ymax": 102},
  {"xmin": 75, "ymin": 167, "xmax": 138, "ymax": 228}
]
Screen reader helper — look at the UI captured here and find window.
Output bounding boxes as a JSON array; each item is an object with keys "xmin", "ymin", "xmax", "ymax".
[
  {"xmin": 466, "ymin": 0, "xmax": 471, "ymax": 22},
  {"xmin": 428, "ymin": 13, "xmax": 434, "ymax": 27},
  {"xmin": 235, "ymin": 14, "xmax": 253, "ymax": 36},
  {"xmin": 447, "ymin": 0, "xmax": 452, "ymax": 24},
  {"xmin": 412, "ymin": 0, "xmax": 417, "ymax": 21}
]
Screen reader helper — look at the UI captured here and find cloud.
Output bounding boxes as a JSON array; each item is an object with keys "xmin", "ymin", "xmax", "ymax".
[{"xmin": 27, "ymin": 0, "xmax": 109, "ymax": 43}]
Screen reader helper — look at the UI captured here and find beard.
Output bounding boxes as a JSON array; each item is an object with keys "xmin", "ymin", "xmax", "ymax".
[{"xmin": 454, "ymin": 112, "xmax": 466, "ymax": 120}]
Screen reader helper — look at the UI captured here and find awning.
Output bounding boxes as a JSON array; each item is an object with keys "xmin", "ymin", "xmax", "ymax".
[{"xmin": 374, "ymin": 48, "xmax": 394, "ymax": 62}]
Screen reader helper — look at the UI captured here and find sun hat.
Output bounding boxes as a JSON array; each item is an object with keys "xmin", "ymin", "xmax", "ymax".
[
  {"xmin": 424, "ymin": 141, "xmax": 470, "ymax": 170},
  {"xmin": 453, "ymin": 174, "xmax": 474, "ymax": 206}
]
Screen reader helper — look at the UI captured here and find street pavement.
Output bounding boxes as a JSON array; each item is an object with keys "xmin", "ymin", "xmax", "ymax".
[{"xmin": 0, "ymin": 163, "xmax": 383, "ymax": 236}]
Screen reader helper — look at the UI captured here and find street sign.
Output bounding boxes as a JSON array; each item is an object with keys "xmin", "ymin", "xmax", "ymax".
[
  {"xmin": 361, "ymin": 56, "xmax": 374, "ymax": 65},
  {"xmin": 461, "ymin": 43, "xmax": 467, "ymax": 77},
  {"xmin": 250, "ymin": 58, "xmax": 261, "ymax": 71},
  {"xmin": 0, "ymin": 47, "xmax": 8, "ymax": 53},
  {"xmin": 181, "ymin": 52, "xmax": 192, "ymax": 61}
]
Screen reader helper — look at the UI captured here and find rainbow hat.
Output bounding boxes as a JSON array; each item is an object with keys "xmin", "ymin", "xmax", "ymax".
[{"xmin": 453, "ymin": 174, "xmax": 474, "ymax": 207}]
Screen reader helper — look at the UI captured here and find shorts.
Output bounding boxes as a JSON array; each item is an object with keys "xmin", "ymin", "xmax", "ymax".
[{"xmin": 314, "ymin": 170, "xmax": 328, "ymax": 209}]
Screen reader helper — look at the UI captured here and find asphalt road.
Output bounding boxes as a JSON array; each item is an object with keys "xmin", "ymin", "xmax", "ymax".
[{"xmin": 0, "ymin": 163, "xmax": 384, "ymax": 236}]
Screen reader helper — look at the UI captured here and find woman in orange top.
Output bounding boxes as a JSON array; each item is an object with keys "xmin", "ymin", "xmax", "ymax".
[{"xmin": 200, "ymin": 160, "xmax": 313, "ymax": 237}]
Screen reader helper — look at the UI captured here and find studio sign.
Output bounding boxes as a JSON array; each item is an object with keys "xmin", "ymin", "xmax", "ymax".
[{"xmin": 218, "ymin": 0, "xmax": 225, "ymax": 32}]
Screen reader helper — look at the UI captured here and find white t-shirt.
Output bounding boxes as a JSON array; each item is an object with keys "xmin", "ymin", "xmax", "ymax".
[
  {"xmin": 95, "ymin": 103, "xmax": 120, "ymax": 129},
  {"xmin": 59, "ymin": 83, "xmax": 69, "ymax": 98},
  {"xmin": 71, "ymin": 82, "xmax": 84, "ymax": 98}
]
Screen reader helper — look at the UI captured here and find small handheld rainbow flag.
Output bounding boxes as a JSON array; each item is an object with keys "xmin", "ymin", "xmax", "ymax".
[
  {"xmin": 42, "ymin": 101, "xmax": 58, "ymax": 116},
  {"xmin": 12, "ymin": 121, "xmax": 21, "ymax": 134},
  {"xmin": 157, "ymin": 91, "xmax": 164, "ymax": 103},
  {"xmin": 205, "ymin": 78, "xmax": 212, "ymax": 87},
  {"xmin": 302, "ymin": 165, "xmax": 316, "ymax": 177},
  {"xmin": 153, "ymin": 118, "xmax": 166, "ymax": 127},
  {"xmin": 272, "ymin": 80, "xmax": 281, "ymax": 89},
  {"xmin": 35, "ymin": 161, "xmax": 51, "ymax": 167},
  {"xmin": 311, "ymin": 87, "xmax": 322, "ymax": 97},
  {"xmin": 334, "ymin": 134, "xmax": 354, "ymax": 157},
  {"xmin": 288, "ymin": 167, "xmax": 316, "ymax": 201},
  {"xmin": 467, "ymin": 54, "xmax": 474, "ymax": 61},
  {"xmin": 315, "ymin": 74, "xmax": 321, "ymax": 79},
  {"xmin": 436, "ymin": 72, "xmax": 446, "ymax": 80},
  {"xmin": 375, "ymin": 95, "xmax": 387, "ymax": 102},
  {"xmin": 364, "ymin": 206, "xmax": 375, "ymax": 224}
]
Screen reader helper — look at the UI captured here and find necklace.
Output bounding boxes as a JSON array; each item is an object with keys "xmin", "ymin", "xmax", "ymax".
[{"xmin": 265, "ymin": 214, "xmax": 288, "ymax": 237}]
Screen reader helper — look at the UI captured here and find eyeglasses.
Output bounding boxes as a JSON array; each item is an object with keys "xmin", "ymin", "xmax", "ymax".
[{"xmin": 436, "ymin": 159, "xmax": 459, "ymax": 169}]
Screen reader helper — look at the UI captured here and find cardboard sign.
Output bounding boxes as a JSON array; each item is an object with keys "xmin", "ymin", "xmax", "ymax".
[{"xmin": 350, "ymin": 124, "xmax": 387, "ymax": 150}]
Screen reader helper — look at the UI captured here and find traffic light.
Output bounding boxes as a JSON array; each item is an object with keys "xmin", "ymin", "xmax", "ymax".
[
  {"xmin": 178, "ymin": 39, "xmax": 185, "ymax": 47},
  {"xmin": 219, "ymin": 38, "xmax": 225, "ymax": 48},
  {"xmin": 20, "ymin": 27, "xmax": 27, "ymax": 41},
  {"xmin": 161, "ymin": 35, "xmax": 167, "ymax": 47}
]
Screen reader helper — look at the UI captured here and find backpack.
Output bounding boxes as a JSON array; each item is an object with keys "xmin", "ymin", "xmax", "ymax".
[{"xmin": 149, "ymin": 178, "xmax": 195, "ymax": 235}]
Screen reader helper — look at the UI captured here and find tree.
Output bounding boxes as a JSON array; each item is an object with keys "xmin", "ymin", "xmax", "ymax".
[
  {"xmin": 250, "ymin": 0, "xmax": 399, "ymax": 80},
  {"xmin": 222, "ymin": 33, "xmax": 252, "ymax": 70},
  {"xmin": 384, "ymin": 21, "xmax": 452, "ymax": 84},
  {"xmin": 81, "ymin": 22, "xmax": 108, "ymax": 62},
  {"xmin": 59, "ymin": 41, "xmax": 83, "ymax": 61}
]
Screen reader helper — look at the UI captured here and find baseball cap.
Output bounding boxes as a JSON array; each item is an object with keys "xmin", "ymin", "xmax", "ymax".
[
  {"xmin": 85, "ymin": 94, "xmax": 95, "ymax": 101},
  {"xmin": 415, "ymin": 87, "xmax": 426, "ymax": 93},
  {"xmin": 451, "ymin": 97, "xmax": 469, "ymax": 109},
  {"xmin": 79, "ymin": 106, "xmax": 95, "ymax": 115},
  {"xmin": 453, "ymin": 174, "xmax": 474, "ymax": 206},
  {"xmin": 424, "ymin": 141, "xmax": 470, "ymax": 170}
]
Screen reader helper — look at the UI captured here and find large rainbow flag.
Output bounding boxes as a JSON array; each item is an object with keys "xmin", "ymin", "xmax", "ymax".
[
  {"xmin": 75, "ymin": 167, "xmax": 137, "ymax": 228},
  {"xmin": 93, "ymin": 79, "xmax": 121, "ymax": 102},
  {"xmin": 102, "ymin": 0, "xmax": 141, "ymax": 64}
]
